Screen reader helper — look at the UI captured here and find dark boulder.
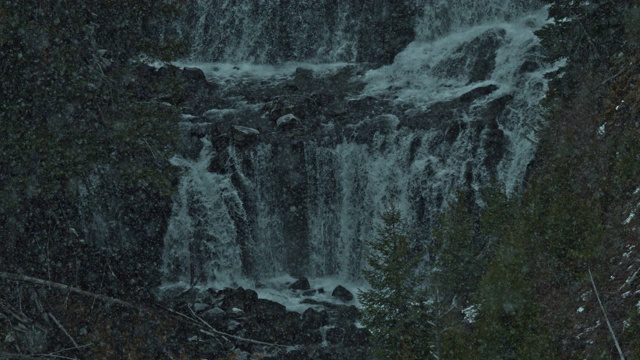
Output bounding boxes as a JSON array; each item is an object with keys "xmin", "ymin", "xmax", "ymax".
[
  {"xmin": 293, "ymin": 67, "xmax": 314, "ymax": 92},
  {"xmin": 335, "ymin": 305, "xmax": 360, "ymax": 325},
  {"xmin": 251, "ymin": 298, "xmax": 287, "ymax": 320},
  {"xmin": 231, "ymin": 125, "xmax": 260, "ymax": 145},
  {"xmin": 326, "ymin": 326, "xmax": 345, "ymax": 345},
  {"xmin": 294, "ymin": 329, "xmax": 323, "ymax": 345},
  {"xmin": 302, "ymin": 289, "xmax": 316, "ymax": 296},
  {"xmin": 290, "ymin": 277, "xmax": 311, "ymax": 291},
  {"xmin": 302, "ymin": 308, "xmax": 329, "ymax": 329},
  {"xmin": 519, "ymin": 60, "xmax": 540, "ymax": 74},
  {"xmin": 331, "ymin": 285, "xmax": 354, "ymax": 302},
  {"xmin": 459, "ymin": 84, "xmax": 499, "ymax": 103},
  {"xmin": 343, "ymin": 324, "xmax": 370, "ymax": 346},
  {"xmin": 481, "ymin": 120, "xmax": 507, "ymax": 172},
  {"xmin": 273, "ymin": 312, "xmax": 303, "ymax": 344},
  {"xmin": 220, "ymin": 287, "xmax": 258, "ymax": 311},
  {"xmin": 276, "ymin": 113, "xmax": 301, "ymax": 130}
]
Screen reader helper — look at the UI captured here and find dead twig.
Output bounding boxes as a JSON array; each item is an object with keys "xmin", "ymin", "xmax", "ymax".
[{"xmin": 47, "ymin": 312, "xmax": 80, "ymax": 350}]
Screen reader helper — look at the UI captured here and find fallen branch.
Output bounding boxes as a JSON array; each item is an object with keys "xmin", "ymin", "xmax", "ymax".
[
  {"xmin": 0, "ymin": 352, "xmax": 40, "ymax": 359},
  {"xmin": 34, "ymin": 344, "xmax": 92, "ymax": 357},
  {"xmin": 0, "ymin": 272, "xmax": 138, "ymax": 310},
  {"xmin": 0, "ymin": 271, "xmax": 299, "ymax": 352},
  {"xmin": 588, "ymin": 267, "xmax": 625, "ymax": 360},
  {"xmin": 0, "ymin": 298, "xmax": 30, "ymax": 324}
]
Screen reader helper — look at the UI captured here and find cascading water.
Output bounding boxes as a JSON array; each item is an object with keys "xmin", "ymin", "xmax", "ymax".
[
  {"xmin": 162, "ymin": 0, "xmax": 564, "ymax": 288},
  {"xmin": 162, "ymin": 139, "xmax": 246, "ymax": 285},
  {"xmin": 177, "ymin": 0, "xmax": 417, "ymax": 64}
]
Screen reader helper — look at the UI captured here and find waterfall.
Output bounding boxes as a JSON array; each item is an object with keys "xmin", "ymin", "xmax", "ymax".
[
  {"xmin": 162, "ymin": 139, "xmax": 245, "ymax": 287},
  {"xmin": 178, "ymin": 0, "xmax": 418, "ymax": 64},
  {"xmin": 162, "ymin": 1, "xmax": 562, "ymax": 286}
]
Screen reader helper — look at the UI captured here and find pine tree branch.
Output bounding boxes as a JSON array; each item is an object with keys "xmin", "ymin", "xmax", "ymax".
[{"xmin": 588, "ymin": 267, "xmax": 625, "ymax": 360}]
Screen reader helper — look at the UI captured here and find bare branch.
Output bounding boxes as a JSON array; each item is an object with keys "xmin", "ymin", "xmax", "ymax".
[
  {"xmin": 0, "ymin": 272, "xmax": 139, "ymax": 310},
  {"xmin": 0, "ymin": 352, "xmax": 40, "ymax": 359},
  {"xmin": 47, "ymin": 312, "xmax": 80, "ymax": 350},
  {"xmin": 588, "ymin": 267, "xmax": 625, "ymax": 360}
]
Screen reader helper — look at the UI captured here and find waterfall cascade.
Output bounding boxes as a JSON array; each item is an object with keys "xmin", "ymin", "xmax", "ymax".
[{"xmin": 162, "ymin": 0, "xmax": 563, "ymax": 287}]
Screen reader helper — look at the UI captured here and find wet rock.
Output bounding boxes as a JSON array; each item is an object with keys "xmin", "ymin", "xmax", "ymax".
[
  {"xmin": 202, "ymin": 306, "xmax": 226, "ymax": 320},
  {"xmin": 335, "ymin": 305, "xmax": 360, "ymax": 325},
  {"xmin": 519, "ymin": 60, "xmax": 540, "ymax": 73},
  {"xmin": 273, "ymin": 312, "xmax": 303, "ymax": 343},
  {"xmin": 229, "ymin": 307, "xmax": 245, "ymax": 318},
  {"xmin": 277, "ymin": 113, "xmax": 301, "ymax": 129},
  {"xmin": 181, "ymin": 66, "xmax": 205, "ymax": 79},
  {"xmin": 289, "ymin": 277, "xmax": 311, "ymax": 290},
  {"xmin": 482, "ymin": 120, "xmax": 507, "ymax": 172},
  {"xmin": 343, "ymin": 324, "xmax": 370, "ymax": 346},
  {"xmin": 295, "ymin": 328, "xmax": 323, "ymax": 345},
  {"xmin": 280, "ymin": 348, "xmax": 308, "ymax": 360},
  {"xmin": 432, "ymin": 29, "xmax": 505, "ymax": 84},
  {"xmin": 220, "ymin": 287, "xmax": 258, "ymax": 311},
  {"xmin": 227, "ymin": 320, "xmax": 242, "ymax": 332},
  {"xmin": 481, "ymin": 94, "xmax": 513, "ymax": 119},
  {"xmin": 293, "ymin": 67, "xmax": 314, "ymax": 91},
  {"xmin": 251, "ymin": 298, "xmax": 287, "ymax": 320},
  {"xmin": 192, "ymin": 302, "xmax": 208, "ymax": 312},
  {"xmin": 331, "ymin": 285, "xmax": 353, "ymax": 302},
  {"xmin": 302, "ymin": 289, "xmax": 316, "ymax": 296},
  {"xmin": 302, "ymin": 308, "xmax": 329, "ymax": 329},
  {"xmin": 459, "ymin": 84, "xmax": 499, "ymax": 103},
  {"xmin": 232, "ymin": 125, "xmax": 260, "ymax": 145},
  {"xmin": 326, "ymin": 326, "xmax": 344, "ymax": 344}
]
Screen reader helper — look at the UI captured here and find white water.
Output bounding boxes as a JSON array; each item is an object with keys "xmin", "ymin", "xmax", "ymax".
[
  {"xmin": 362, "ymin": 5, "xmax": 559, "ymax": 193},
  {"xmin": 181, "ymin": 0, "xmax": 360, "ymax": 63},
  {"xmin": 162, "ymin": 1, "xmax": 563, "ymax": 289},
  {"xmin": 162, "ymin": 139, "xmax": 245, "ymax": 286}
]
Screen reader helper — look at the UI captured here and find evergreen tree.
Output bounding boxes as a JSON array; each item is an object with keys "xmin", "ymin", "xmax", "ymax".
[{"xmin": 359, "ymin": 205, "xmax": 430, "ymax": 359}]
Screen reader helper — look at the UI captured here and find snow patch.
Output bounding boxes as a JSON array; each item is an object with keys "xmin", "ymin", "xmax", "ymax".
[
  {"xmin": 597, "ymin": 124, "xmax": 606, "ymax": 136},
  {"xmin": 624, "ymin": 211, "xmax": 636, "ymax": 225},
  {"xmin": 276, "ymin": 114, "xmax": 300, "ymax": 127},
  {"xmin": 462, "ymin": 304, "xmax": 479, "ymax": 323},
  {"xmin": 232, "ymin": 125, "xmax": 260, "ymax": 135}
]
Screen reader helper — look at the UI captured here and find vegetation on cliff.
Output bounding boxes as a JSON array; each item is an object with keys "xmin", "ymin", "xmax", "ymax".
[
  {"xmin": 399, "ymin": 1, "xmax": 640, "ymax": 358},
  {"xmin": 0, "ymin": 0, "xmax": 187, "ymax": 292}
]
